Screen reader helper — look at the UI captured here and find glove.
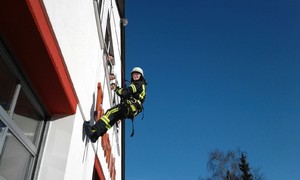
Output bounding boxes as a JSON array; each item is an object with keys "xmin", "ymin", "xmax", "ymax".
[{"xmin": 110, "ymin": 83, "xmax": 118, "ymax": 91}]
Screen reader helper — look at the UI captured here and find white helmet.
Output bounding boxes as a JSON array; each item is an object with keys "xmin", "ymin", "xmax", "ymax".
[{"xmin": 131, "ymin": 67, "xmax": 144, "ymax": 77}]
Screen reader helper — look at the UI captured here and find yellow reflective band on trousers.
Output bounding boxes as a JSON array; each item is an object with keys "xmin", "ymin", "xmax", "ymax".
[
  {"xmin": 101, "ymin": 116, "xmax": 111, "ymax": 129},
  {"xmin": 100, "ymin": 107, "xmax": 119, "ymax": 129},
  {"xmin": 106, "ymin": 107, "xmax": 119, "ymax": 117},
  {"xmin": 130, "ymin": 84, "xmax": 137, "ymax": 93}
]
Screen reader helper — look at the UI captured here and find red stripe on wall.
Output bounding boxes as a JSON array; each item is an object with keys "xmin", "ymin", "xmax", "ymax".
[
  {"xmin": 0, "ymin": 0, "xmax": 78, "ymax": 114},
  {"xmin": 26, "ymin": 0, "xmax": 78, "ymax": 114},
  {"xmin": 95, "ymin": 155, "xmax": 106, "ymax": 180}
]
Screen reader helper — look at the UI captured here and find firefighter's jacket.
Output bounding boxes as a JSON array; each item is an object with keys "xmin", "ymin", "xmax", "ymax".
[{"xmin": 115, "ymin": 79, "xmax": 146, "ymax": 117}]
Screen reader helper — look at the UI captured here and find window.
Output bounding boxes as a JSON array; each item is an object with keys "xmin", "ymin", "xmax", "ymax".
[
  {"xmin": 0, "ymin": 56, "xmax": 17, "ymax": 111},
  {"xmin": 0, "ymin": 129, "xmax": 34, "ymax": 180},
  {"xmin": 0, "ymin": 42, "xmax": 46, "ymax": 180},
  {"xmin": 12, "ymin": 88, "xmax": 43, "ymax": 145}
]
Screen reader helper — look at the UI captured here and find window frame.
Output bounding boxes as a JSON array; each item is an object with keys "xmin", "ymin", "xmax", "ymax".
[{"xmin": 0, "ymin": 40, "xmax": 47, "ymax": 180}]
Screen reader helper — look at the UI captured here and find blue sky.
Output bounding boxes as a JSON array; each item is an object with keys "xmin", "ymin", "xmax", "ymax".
[{"xmin": 123, "ymin": 0, "xmax": 300, "ymax": 179}]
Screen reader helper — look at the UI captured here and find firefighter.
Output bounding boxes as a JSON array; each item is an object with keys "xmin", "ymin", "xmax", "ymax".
[{"xmin": 84, "ymin": 67, "xmax": 147, "ymax": 142}]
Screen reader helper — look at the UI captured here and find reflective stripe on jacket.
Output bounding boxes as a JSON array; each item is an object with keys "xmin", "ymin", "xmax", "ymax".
[{"xmin": 116, "ymin": 80, "xmax": 146, "ymax": 115}]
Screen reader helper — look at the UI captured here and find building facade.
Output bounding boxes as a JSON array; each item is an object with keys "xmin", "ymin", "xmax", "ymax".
[{"xmin": 0, "ymin": 0, "xmax": 126, "ymax": 179}]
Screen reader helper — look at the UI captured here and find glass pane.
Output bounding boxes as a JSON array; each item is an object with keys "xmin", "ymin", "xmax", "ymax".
[
  {"xmin": 0, "ymin": 54, "xmax": 18, "ymax": 111},
  {"xmin": 0, "ymin": 121, "xmax": 5, "ymax": 138},
  {"xmin": 12, "ymin": 89, "xmax": 43, "ymax": 145},
  {"xmin": 0, "ymin": 131, "xmax": 33, "ymax": 180}
]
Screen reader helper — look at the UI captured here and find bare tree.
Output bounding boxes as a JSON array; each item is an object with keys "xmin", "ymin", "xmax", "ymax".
[
  {"xmin": 199, "ymin": 149, "xmax": 265, "ymax": 180},
  {"xmin": 252, "ymin": 168, "xmax": 265, "ymax": 180},
  {"xmin": 207, "ymin": 149, "xmax": 241, "ymax": 180}
]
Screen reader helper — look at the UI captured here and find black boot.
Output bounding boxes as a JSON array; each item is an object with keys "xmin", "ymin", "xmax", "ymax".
[
  {"xmin": 83, "ymin": 122, "xmax": 98, "ymax": 143},
  {"xmin": 93, "ymin": 120, "xmax": 108, "ymax": 137}
]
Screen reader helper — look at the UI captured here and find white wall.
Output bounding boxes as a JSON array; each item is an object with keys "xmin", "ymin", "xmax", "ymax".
[
  {"xmin": 37, "ymin": 114, "xmax": 76, "ymax": 180},
  {"xmin": 42, "ymin": 0, "xmax": 102, "ymax": 115},
  {"xmin": 38, "ymin": 0, "xmax": 123, "ymax": 179}
]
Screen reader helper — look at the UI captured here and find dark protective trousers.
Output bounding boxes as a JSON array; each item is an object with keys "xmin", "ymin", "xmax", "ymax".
[{"xmin": 93, "ymin": 103, "xmax": 130, "ymax": 137}]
